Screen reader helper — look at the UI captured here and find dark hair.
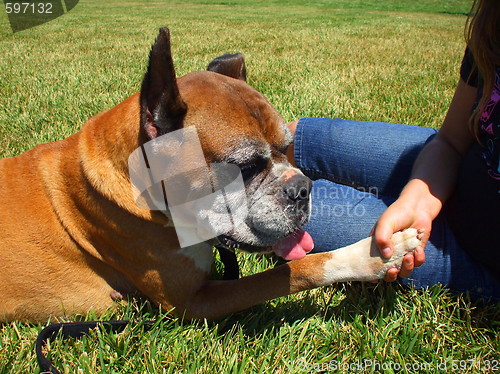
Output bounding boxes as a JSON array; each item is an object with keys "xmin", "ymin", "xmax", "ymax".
[{"xmin": 465, "ymin": 0, "xmax": 500, "ymax": 138}]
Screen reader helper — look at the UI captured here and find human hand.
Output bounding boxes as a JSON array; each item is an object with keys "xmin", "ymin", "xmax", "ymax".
[{"xmin": 370, "ymin": 196, "xmax": 431, "ymax": 282}]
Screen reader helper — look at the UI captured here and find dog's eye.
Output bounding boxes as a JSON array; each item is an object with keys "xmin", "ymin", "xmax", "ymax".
[
  {"xmin": 240, "ymin": 163, "xmax": 259, "ymax": 179},
  {"xmin": 240, "ymin": 159, "xmax": 266, "ymax": 180}
]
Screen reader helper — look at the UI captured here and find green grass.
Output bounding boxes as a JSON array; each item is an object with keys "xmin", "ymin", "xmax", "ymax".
[
  {"xmin": 0, "ymin": 0, "xmax": 471, "ymax": 157},
  {"xmin": 1, "ymin": 0, "xmax": 499, "ymax": 373}
]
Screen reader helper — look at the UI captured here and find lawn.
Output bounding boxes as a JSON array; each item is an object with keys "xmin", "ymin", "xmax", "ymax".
[{"xmin": 0, "ymin": 0, "xmax": 499, "ymax": 373}]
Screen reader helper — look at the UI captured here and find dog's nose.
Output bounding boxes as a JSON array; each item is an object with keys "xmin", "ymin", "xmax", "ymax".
[{"xmin": 283, "ymin": 174, "xmax": 312, "ymax": 202}]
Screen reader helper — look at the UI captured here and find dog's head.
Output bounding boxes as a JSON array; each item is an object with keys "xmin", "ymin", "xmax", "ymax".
[{"xmin": 136, "ymin": 28, "xmax": 313, "ymax": 260}]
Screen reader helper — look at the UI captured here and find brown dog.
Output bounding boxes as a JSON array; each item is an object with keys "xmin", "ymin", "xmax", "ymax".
[{"xmin": 0, "ymin": 28, "xmax": 421, "ymax": 322}]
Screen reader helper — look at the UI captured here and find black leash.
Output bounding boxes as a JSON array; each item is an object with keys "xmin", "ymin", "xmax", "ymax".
[
  {"xmin": 217, "ymin": 247, "xmax": 240, "ymax": 280},
  {"xmin": 36, "ymin": 320, "xmax": 139, "ymax": 374},
  {"xmin": 35, "ymin": 247, "xmax": 239, "ymax": 373}
]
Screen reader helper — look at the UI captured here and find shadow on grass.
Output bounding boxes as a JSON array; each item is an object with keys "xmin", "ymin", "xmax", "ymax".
[
  {"xmin": 439, "ymin": 11, "xmax": 470, "ymax": 16},
  {"xmin": 30, "ymin": 283, "xmax": 499, "ymax": 374},
  {"xmin": 210, "ymin": 282, "xmax": 500, "ymax": 338}
]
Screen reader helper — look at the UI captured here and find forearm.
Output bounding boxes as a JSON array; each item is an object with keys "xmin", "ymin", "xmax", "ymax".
[
  {"xmin": 373, "ymin": 135, "xmax": 465, "ymax": 268},
  {"xmin": 401, "ymin": 135, "xmax": 464, "ymax": 220},
  {"xmin": 374, "ymin": 79, "xmax": 476, "ymax": 274}
]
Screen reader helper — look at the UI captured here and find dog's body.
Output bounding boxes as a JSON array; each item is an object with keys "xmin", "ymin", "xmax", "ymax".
[{"xmin": 0, "ymin": 28, "xmax": 421, "ymax": 322}]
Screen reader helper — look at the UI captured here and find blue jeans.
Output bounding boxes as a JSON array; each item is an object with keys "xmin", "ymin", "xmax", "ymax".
[{"xmin": 295, "ymin": 117, "xmax": 500, "ymax": 301}]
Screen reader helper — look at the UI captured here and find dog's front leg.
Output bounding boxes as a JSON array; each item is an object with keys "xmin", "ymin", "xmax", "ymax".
[{"xmin": 181, "ymin": 229, "xmax": 422, "ymax": 319}]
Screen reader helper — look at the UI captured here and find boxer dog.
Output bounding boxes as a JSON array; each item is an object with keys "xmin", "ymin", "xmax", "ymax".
[{"xmin": 0, "ymin": 28, "xmax": 422, "ymax": 322}]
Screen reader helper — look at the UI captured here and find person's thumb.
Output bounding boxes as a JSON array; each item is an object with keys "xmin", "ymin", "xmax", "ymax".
[{"xmin": 373, "ymin": 219, "xmax": 395, "ymax": 258}]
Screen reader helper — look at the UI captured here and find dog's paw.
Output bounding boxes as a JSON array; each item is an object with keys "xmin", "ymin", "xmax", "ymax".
[
  {"xmin": 371, "ymin": 228, "xmax": 423, "ymax": 279},
  {"xmin": 321, "ymin": 228, "xmax": 424, "ymax": 283},
  {"xmin": 390, "ymin": 228, "xmax": 423, "ymax": 259}
]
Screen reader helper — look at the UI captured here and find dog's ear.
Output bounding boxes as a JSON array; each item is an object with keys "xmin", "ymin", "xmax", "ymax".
[
  {"xmin": 140, "ymin": 27, "xmax": 187, "ymax": 140},
  {"xmin": 207, "ymin": 53, "xmax": 247, "ymax": 82}
]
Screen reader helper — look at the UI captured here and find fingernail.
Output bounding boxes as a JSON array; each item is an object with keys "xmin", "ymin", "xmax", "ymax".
[{"xmin": 381, "ymin": 247, "xmax": 391, "ymax": 257}]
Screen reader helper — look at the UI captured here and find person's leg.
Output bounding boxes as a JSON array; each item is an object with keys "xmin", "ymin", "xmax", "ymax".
[
  {"xmin": 294, "ymin": 118, "xmax": 500, "ymax": 300},
  {"xmin": 294, "ymin": 117, "xmax": 437, "ymax": 197},
  {"xmin": 400, "ymin": 217, "xmax": 500, "ymax": 301},
  {"xmin": 304, "ymin": 178, "xmax": 385, "ymax": 246},
  {"xmin": 303, "ymin": 180, "xmax": 500, "ymax": 300},
  {"xmin": 293, "ymin": 117, "xmax": 437, "ymax": 245}
]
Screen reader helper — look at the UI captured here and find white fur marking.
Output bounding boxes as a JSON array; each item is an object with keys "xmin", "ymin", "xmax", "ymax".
[
  {"xmin": 177, "ymin": 243, "xmax": 214, "ymax": 273},
  {"xmin": 322, "ymin": 228, "xmax": 421, "ymax": 284}
]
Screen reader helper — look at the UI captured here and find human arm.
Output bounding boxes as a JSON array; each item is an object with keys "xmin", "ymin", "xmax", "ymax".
[{"xmin": 375, "ymin": 78, "xmax": 478, "ymax": 281}]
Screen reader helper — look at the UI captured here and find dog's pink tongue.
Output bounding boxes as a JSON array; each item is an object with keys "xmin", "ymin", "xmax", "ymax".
[{"xmin": 273, "ymin": 229, "xmax": 314, "ymax": 261}]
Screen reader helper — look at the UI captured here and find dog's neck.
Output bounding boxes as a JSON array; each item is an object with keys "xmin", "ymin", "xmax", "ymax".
[
  {"xmin": 42, "ymin": 93, "xmax": 179, "ymax": 262},
  {"xmin": 78, "ymin": 93, "xmax": 165, "ymax": 221}
]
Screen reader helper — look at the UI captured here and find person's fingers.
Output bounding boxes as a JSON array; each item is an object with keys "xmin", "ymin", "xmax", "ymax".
[
  {"xmin": 413, "ymin": 245, "xmax": 426, "ymax": 267},
  {"xmin": 373, "ymin": 220, "xmax": 394, "ymax": 258},
  {"xmin": 383, "ymin": 267, "xmax": 399, "ymax": 282},
  {"xmin": 398, "ymin": 253, "xmax": 415, "ymax": 278}
]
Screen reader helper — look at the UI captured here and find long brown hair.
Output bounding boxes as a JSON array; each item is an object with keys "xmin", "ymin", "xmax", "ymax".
[{"xmin": 465, "ymin": 0, "xmax": 500, "ymax": 138}]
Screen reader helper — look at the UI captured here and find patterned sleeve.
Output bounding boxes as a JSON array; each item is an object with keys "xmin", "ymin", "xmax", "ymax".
[{"xmin": 460, "ymin": 47, "xmax": 479, "ymax": 87}]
